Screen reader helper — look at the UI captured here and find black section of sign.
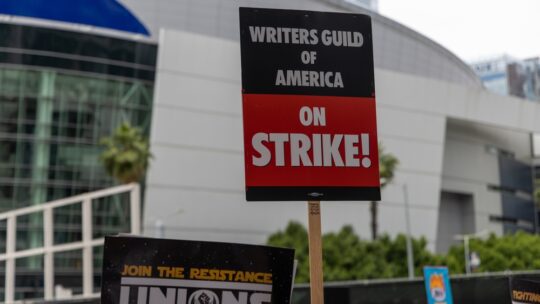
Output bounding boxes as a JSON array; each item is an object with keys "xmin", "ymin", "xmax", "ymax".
[
  {"xmin": 246, "ymin": 186, "xmax": 381, "ymax": 201},
  {"xmin": 101, "ymin": 236, "xmax": 295, "ymax": 304},
  {"xmin": 509, "ymin": 277, "xmax": 540, "ymax": 304},
  {"xmin": 239, "ymin": 7, "xmax": 374, "ymax": 97}
]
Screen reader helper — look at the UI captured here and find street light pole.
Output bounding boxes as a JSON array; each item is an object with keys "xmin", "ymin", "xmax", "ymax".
[
  {"xmin": 455, "ymin": 230, "xmax": 488, "ymax": 275},
  {"xmin": 403, "ymin": 184, "xmax": 415, "ymax": 279},
  {"xmin": 464, "ymin": 235, "xmax": 471, "ymax": 275}
]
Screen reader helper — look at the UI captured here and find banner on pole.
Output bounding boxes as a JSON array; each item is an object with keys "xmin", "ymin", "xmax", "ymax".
[{"xmin": 423, "ymin": 266, "xmax": 454, "ymax": 304}]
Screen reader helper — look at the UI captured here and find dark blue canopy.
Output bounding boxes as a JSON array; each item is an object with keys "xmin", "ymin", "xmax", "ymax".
[{"xmin": 0, "ymin": 0, "xmax": 150, "ymax": 35}]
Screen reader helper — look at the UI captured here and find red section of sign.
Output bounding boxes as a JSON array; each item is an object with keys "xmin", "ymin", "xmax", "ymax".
[{"xmin": 242, "ymin": 94, "xmax": 380, "ymax": 187}]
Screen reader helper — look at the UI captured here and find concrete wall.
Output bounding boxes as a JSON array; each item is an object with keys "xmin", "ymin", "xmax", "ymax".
[
  {"xmin": 121, "ymin": 0, "xmax": 481, "ymax": 87},
  {"xmin": 437, "ymin": 192, "xmax": 475, "ymax": 253},
  {"xmin": 142, "ymin": 29, "xmax": 439, "ymax": 248},
  {"xmin": 144, "ymin": 28, "xmax": 540, "ymax": 250},
  {"xmin": 441, "ymin": 121, "xmax": 505, "ymax": 238},
  {"xmin": 440, "ymin": 119, "xmax": 535, "ymax": 245}
]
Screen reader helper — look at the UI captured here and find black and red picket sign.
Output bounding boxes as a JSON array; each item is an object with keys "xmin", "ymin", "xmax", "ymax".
[{"xmin": 239, "ymin": 7, "xmax": 380, "ymax": 201}]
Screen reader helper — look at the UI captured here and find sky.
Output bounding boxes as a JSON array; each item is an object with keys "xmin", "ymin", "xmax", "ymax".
[{"xmin": 378, "ymin": 0, "xmax": 540, "ymax": 63}]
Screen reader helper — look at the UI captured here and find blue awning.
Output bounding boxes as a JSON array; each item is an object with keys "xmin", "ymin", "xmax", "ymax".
[{"xmin": 0, "ymin": 0, "xmax": 150, "ymax": 36}]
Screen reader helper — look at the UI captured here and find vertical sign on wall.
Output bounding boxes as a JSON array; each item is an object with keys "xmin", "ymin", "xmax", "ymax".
[
  {"xmin": 239, "ymin": 7, "xmax": 380, "ymax": 202},
  {"xmin": 423, "ymin": 266, "xmax": 454, "ymax": 304}
]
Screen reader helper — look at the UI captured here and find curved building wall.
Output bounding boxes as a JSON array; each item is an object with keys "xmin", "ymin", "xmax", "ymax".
[
  {"xmin": 122, "ymin": 0, "xmax": 482, "ymax": 87},
  {"xmin": 145, "ymin": 27, "xmax": 540, "ymax": 252},
  {"xmin": 0, "ymin": 22, "xmax": 156, "ymax": 299}
]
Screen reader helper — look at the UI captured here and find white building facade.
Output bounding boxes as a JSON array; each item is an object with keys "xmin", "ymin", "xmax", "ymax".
[{"xmin": 121, "ymin": 0, "xmax": 540, "ymax": 252}]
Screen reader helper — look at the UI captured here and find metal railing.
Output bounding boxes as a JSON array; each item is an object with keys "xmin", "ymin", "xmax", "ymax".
[{"xmin": 0, "ymin": 183, "xmax": 141, "ymax": 303}]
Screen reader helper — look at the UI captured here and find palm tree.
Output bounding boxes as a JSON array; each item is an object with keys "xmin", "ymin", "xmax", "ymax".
[
  {"xmin": 370, "ymin": 145, "xmax": 399, "ymax": 240},
  {"xmin": 100, "ymin": 122, "xmax": 152, "ymax": 184}
]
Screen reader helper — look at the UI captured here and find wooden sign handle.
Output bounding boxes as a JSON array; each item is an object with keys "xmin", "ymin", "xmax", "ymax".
[{"xmin": 308, "ymin": 201, "xmax": 324, "ymax": 304}]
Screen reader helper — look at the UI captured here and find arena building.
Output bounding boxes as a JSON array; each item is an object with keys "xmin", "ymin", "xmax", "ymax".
[
  {"xmin": 0, "ymin": 0, "xmax": 539, "ymax": 300},
  {"xmin": 119, "ymin": 0, "xmax": 540, "ymax": 253}
]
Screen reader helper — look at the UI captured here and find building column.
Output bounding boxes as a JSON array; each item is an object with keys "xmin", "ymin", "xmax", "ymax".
[{"xmin": 28, "ymin": 71, "xmax": 56, "ymax": 266}]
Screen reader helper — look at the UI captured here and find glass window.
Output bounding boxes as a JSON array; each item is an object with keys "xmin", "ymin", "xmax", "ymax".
[{"xmin": 0, "ymin": 66, "xmax": 153, "ymax": 246}]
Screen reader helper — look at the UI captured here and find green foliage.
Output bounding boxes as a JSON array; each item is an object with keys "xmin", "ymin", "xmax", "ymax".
[
  {"xmin": 446, "ymin": 231, "xmax": 540, "ymax": 273},
  {"xmin": 379, "ymin": 145, "xmax": 399, "ymax": 188},
  {"xmin": 100, "ymin": 122, "xmax": 152, "ymax": 184},
  {"xmin": 268, "ymin": 221, "xmax": 445, "ymax": 283},
  {"xmin": 267, "ymin": 222, "xmax": 310, "ymax": 282},
  {"xmin": 268, "ymin": 222, "xmax": 540, "ymax": 283},
  {"xmin": 371, "ymin": 145, "xmax": 399, "ymax": 240}
]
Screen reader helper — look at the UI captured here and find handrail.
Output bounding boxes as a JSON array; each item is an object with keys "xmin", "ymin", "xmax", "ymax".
[
  {"xmin": 0, "ymin": 183, "xmax": 141, "ymax": 303},
  {"xmin": 0, "ymin": 183, "xmax": 138, "ymax": 220}
]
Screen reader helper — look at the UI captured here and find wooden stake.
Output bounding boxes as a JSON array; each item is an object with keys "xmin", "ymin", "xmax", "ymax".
[{"xmin": 308, "ymin": 201, "xmax": 324, "ymax": 304}]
